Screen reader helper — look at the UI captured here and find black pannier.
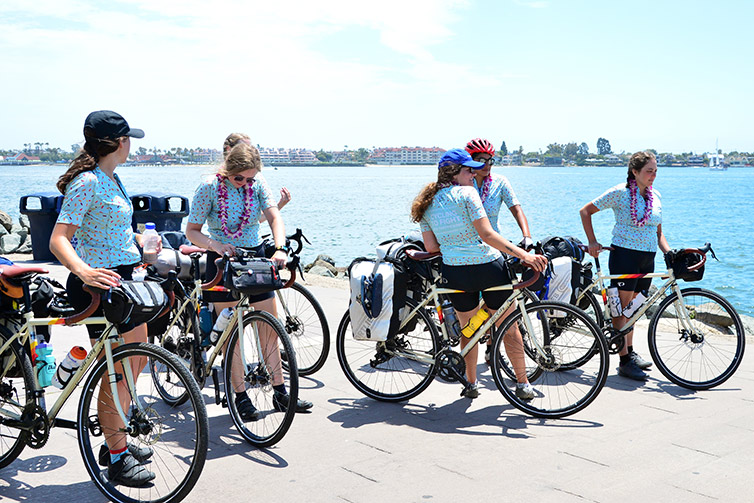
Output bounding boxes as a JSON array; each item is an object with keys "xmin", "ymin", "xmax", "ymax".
[{"xmin": 102, "ymin": 281, "xmax": 170, "ymax": 329}]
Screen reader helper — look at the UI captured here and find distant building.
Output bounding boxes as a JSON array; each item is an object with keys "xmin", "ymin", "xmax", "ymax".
[
  {"xmin": 0, "ymin": 153, "xmax": 41, "ymax": 165},
  {"xmin": 259, "ymin": 147, "xmax": 318, "ymax": 165},
  {"xmin": 543, "ymin": 156, "xmax": 563, "ymax": 166},
  {"xmin": 687, "ymin": 155, "xmax": 705, "ymax": 166},
  {"xmin": 368, "ymin": 147, "xmax": 445, "ymax": 165}
]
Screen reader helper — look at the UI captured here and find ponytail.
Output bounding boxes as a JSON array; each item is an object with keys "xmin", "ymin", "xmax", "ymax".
[
  {"xmin": 410, "ymin": 163, "xmax": 463, "ymax": 222},
  {"xmin": 57, "ymin": 129, "xmax": 121, "ymax": 194}
]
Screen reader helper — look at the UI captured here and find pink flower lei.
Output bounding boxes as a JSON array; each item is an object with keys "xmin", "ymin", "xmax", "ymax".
[
  {"xmin": 629, "ymin": 179, "xmax": 653, "ymax": 227},
  {"xmin": 216, "ymin": 173, "xmax": 254, "ymax": 239},
  {"xmin": 479, "ymin": 175, "xmax": 492, "ymax": 202}
]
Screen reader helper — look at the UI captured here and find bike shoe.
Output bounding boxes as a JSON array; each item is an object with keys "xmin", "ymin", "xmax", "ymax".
[
  {"xmin": 484, "ymin": 346, "xmax": 492, "ymax": 365},
  {"xmin": 618, "ymin": 360, "xmax": 649, "ymax": 381},
  {"xmin": 461, "ymin": 382, "xmax": 479, "ymax": 399},
  {"xmin": 630, "ymin": 351, "xmax": 652, "ymax": 370},
  {"xmin": 515, "ymin": 383, "xmax": 535, "ymax": 400},
  {"xmin": 98, "ymin": 443, "xmax": 153, "ymax": 467},
  {"xmin": 272, "ymin": 391, "xmax": 313, "ymax": 413},
  {"xmin": 107, "ymin": 452, "xmax": 156, "ymax": 487},
  {"xmin": 235, "ymin": 393, "xmax": 260, "ymax": 421}
]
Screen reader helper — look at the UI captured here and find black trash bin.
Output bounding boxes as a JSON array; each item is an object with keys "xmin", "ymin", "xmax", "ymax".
[
  {"xmin": 19, "ymin": 192, "xmax": 64, "ymax": 261},
  {"xmin": 131, "ymin": 193, "xmax": 189, "ymax": 233}
]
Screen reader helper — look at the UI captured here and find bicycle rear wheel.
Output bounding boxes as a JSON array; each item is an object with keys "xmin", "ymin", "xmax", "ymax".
[
  {"xmin": 336, "ymin": 298, "xmax": 439, "ymax": 402},
  {"xmin": 277, "ymin": 282, "xmax": 330, "ymax": 376},
  {"xmin": 0, "ymin": 319, "xmax": 34, "ymax": 469},
  {"xmin": 552, "ymin": 290, "xmax": 604, "ymax": 370},
  {"xmin": 490, "ymin": 301, "xmax": 608, "ymax": 419},
  {"xmin": 225, "ymin": 310, "xmax": 298, "ymax": 448},
  {"xmin": 77, "ymin": 343, "xmax": 208, "ymax": 503},
  {"xmin": 648, "ymin": 287, "xmax": 745, "ymax": 390}
]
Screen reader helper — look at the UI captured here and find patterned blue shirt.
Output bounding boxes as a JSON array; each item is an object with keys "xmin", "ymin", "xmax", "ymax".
[
  {"xmin": 56, "ymin": 167, "xmax": 141, "ymax": 268},
  {"xmin": 472, "ymin": 173, "xmax": 519, "ymax": 233},
  {"xmin": 592, "ymin": 183, "xmax": 662, "ymax": 252},
  {"xmin": 188, "ymin": 175, "xmax": 275, "ymax": 247},
  {"xmin": 420, "ymin": 186, "xmax": 501, "ymax": 265}
]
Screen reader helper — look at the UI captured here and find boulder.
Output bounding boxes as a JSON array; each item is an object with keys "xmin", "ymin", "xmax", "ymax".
[
  {"xmin": 19, "ymin": 215, "xmax": 30, "ymax": 230},
  {"xmin": 305, "ymin": 257, "xmax": 338, "ymax": 276},
  {"xmin": 0, "ymin": 211, "xmax": 12, "ymax": 233},
  {"xmin": 313, "ymin": 254, "xmax": 336, "ymax": 267},
  {"xmin": 308, "ymin": 265, "xmax": 335, "ymax": 278},
  {"xmin": 15, "ymin": 238, "xmax": 32, "ymax": 254},
  {"xmin": 0, "ymin": 233, "xmax": 21, "ymax": 253},
  {"xmin": 0, "ymin": 225, "xmax": 7, "ymax": 237}
]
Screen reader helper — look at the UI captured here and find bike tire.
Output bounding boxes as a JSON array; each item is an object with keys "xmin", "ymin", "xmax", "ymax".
[
  {"xmin": 278, "ymin": 282, "xmax": 330, "ymax": 376},
  {"xmin": 224, "ymin": 310, "xmax": 298, "ymax": 448},
  {"xmin": 336, "ymin": 298, "xmax": 440, "ymax": 402},
  {"xmin": 553, "ymin": 290, "xmax": 604, "ymax": 370},
  {"xmin": 0, "ymin": 319, "xmax": 34, "ymax": 469},
  {"xmin": 497, "ymin": 289, "xmax": 545, "ymax": 380},
  {"xmin": 77, "ymin": 342, "xmax": 208, "ymax": 503},
  {"xmin": 490, "ymin": 300, "xmax": 609, "ymax": 419},
  {"xmin": 648, "ymin": 287, "xmax": 746, "ymax": 390},
  {"xmin": 148, "ymin": 298, "xmax": 203, "ymax": 406}
]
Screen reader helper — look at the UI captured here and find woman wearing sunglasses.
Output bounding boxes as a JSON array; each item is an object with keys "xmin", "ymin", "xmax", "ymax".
[
  {"xmin": 465, "ymin": 138, "xmax": 534, "ymax": 364},
  {"xmin": 186, "ymin": 142, "xmax": 312, "ymax": 420}
]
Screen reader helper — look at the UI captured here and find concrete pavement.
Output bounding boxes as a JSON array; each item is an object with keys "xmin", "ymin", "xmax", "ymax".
[{"xmin": 1, "ymin": 257, "xmax": 752, "ymax": 502}]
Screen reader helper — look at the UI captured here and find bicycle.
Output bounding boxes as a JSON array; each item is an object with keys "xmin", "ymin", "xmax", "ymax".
[
  {"xmin": 148, "ymin": 245, "xmax": 301, "ymax": 447},
  {"xmin": 0, "ymin": 264, "xmax": 208, "ymax": 503},
  {"xmin": 336, "ymin": 250, "xmax": 609, "ymax": 419},
  {"xmin": 570, "ymin": 243, "xmax": 746, "ymax": 390}
]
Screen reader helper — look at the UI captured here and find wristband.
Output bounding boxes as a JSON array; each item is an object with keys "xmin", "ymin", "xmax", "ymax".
[{"xmin": 275, "ymin": 245, "xmax": 290, "ymax": 254}]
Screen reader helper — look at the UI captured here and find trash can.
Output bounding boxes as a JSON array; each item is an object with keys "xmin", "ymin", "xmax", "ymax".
[
  {"xmin": 131, "ymin": 193, "xmax": 189, "ymax": 233},
  {"xmin": 19, "ymin": 192, "xmax": 64, "ymax": 262}
]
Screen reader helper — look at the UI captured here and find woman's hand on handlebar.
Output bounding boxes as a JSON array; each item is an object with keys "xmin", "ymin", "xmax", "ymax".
[
  {"xmin": 75, "ymin": 265, "xmax": 121, "ymax": 289},
  {"xmin": 587, "ymin": 241, "xmax": 602, "ymax": 258},
  {"xmin": 210, "ymin": 240, "xmax": 235, "ymax": 257},
  {"xmin": 521, "ymin": 253, "xmax": 548, "ymax": 273},
  {"xmin": 270, "ymin": 249, "xmax": 288, "ymax": 268}
]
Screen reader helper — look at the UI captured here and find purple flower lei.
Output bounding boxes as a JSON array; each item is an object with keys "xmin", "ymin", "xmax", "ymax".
[
  {"xmin": 480, "ymin": 176, "xmax": 492, "ymax": 202},
  {"xmin": 629, "ymin": 179, "xmax": 653, "ymax": 227},
  {"xmin": 216, "ymin": 173, "xmax": 254, "ymax": 239}
]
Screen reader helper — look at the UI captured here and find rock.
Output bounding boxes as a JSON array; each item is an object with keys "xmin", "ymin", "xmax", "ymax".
[
  {"xmin": 0, "ymin": 225, "xmax": 7, "ymax": 237},
  {"xmin": 314, "ymin": 254, "xmax": 336, "ymax": 267},
  {"xmin": 740, "ymin": 314, "xmax": 754, "ymax": 338},
  {"xmin": 15, "ymin": 239, "xmax": 32, "ymax": 254},
  {"xmin": 305, "ymin": 258, "xmax": 338, "ymax": 276},
  {"xmin": 0, "ymin": 233, "xmax": 22, "ymax": 253},
  {"xmin": 309, "ymin": 265, "xmax": 335, "ymax": 278},
  {"xmin": 0, "ymin": 211, "xmax": 11, "ymax": 233},
  {"xmin": 19, "ymin": 215, "xmax": 30, "ymax": 230},
  {"xmin": 10, "ymin": 223, "xmax": 23, "ymax": 235},
  {"xmin": 14, "ymin": 228, "xmax": 28, "ymax": 244}
]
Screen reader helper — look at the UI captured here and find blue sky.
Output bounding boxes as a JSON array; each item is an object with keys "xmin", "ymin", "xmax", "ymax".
[{"xmin": 1, "ymin": 0, "xmax": 752, "ymax": 154}]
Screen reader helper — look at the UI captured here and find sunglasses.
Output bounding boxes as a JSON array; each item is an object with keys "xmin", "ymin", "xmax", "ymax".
[
  {"xmin": 232, "ymin": 175, "xmax": 256, "ymax": 184},
  {"xmin": 476, "ymin": 157, "xmax": 495, "ymax": 166}
]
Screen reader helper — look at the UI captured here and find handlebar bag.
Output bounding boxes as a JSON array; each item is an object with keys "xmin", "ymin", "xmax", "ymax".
[
  {"xmin": 223, "ymin": 258, "xmax": 284, "ymax": 297},
  {"xmin": 671, "ymin": 252, "xmax": 705, "ymax": 282},
  {"xmin": 102, "ymin": 281, "xmax": 169, "ymax": 328}
]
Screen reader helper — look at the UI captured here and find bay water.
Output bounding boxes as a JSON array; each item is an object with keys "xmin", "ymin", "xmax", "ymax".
[{"xmin": 2, "ymin": 164, "xmax": 752, "ymax": 315}]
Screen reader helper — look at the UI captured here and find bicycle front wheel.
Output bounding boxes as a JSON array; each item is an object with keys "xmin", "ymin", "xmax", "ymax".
[
  {"xmin": 277, "ymin": 282, "xmax": 330, "ymax": 376},
  {"xmin": 77, "ymin": 342, "xmax": 208, "ymax": 503},
  {"xmin": 490, "ymin": 301, "xmax": 609, "ymax": 418},
  {"xmin": 0, "ymin": 319, "xmax": 34, "ymax": 469},
  {"xmin": 648, "ymin": 287, "xmax": 746, "ymax": 390},
  {"xmin": 336, "ymin": 298, "xmax": 440, "ymax": 402},
  {"xmin": 225, "ymin": 310, "xmax": 298, "ymax": 448}
]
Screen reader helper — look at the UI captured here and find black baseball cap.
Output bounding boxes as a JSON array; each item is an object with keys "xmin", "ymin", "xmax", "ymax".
[{"xmin": 84, "ymin": 110, "xmax": 145, "ymax": 140}]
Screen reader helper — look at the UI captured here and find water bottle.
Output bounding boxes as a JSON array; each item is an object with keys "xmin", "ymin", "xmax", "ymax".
[
  {"xmin": 142, "ymin": 222, "xmax": 160, "ymax": 264},
  {"xmin": 210, "ymin": 307, "xmax": 234, "ymax": 345},
  {"xmin": 51, "ymin": 346, "xmax": 88, "ymax": 389},
  {"xmin": 35, "ymin": 343, "xmax": 56, "ymax": 388},
  {"xmin": 607, "ymin": 287, "xmax": 622, "ymax": 318},
  {"xmin": 461, "ymin": 308, "xmax": 490, "ymax": 338},
  {"xmin": 198, "ymin": 303, "xmax": 214, "ymax": 347},
  {"xmin": 622, "ymin": 291, "xmax": 648, "ymax": 319},
  {"xmin": 439, "ymin": 300, "xmax": 461, "ymax": 340}
]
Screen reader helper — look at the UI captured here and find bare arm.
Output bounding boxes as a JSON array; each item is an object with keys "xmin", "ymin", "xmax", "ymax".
[
  {"xmin": 657, "ymin": 224, "xmax": 670, "ymax": 254},
  {"xmin": 473, "ymin": 217, "xmax": 547, "ymax": 272},
  {"xmin": 508, "ymin": 205, "xmax": 531, "ymax": 240},
  {"xmin": 579, "ymin": 202, "xmax": 602, "ymax": 257},
  {"xmin": 185, "ymin": 222, "xmax": 235, "ymax": 256},
  {"xmin": 49, "ymin": 223, "xmax": 121, "ymax": 288},
  {"xmin": 262, "ymin": 206, "xmax": 288, "ymax": 267},
  {"xmin": 259, "ymin": 187, "xmax": 292, "ymax": 223},
  {"xmin": 421, "ymin": 230, "xmax": 440, "ymax": 253}
]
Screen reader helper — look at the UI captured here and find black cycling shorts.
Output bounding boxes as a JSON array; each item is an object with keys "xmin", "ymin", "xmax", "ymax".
[
  {"xmin": 440, "ymin": 257, "xmax": 513, "ymax": 312},
  {"xmin": 204, "ymin": 245, "xmax": 274, "ymax": 304},
  {"xmin": 608, "ymin": 245, "xmax": 656, "ymax": 292},
  {"xmin": 66, "ymin": 263, "xmax": 138, "ymax": 339}
]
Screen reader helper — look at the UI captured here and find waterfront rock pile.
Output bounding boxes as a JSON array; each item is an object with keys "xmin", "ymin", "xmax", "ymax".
[
  {"xmin": 305, "ymin": 254, "xmax": 347, "ymax": 279},
  {"xmin": 0, "ymin": 210, "xmax": 32, "ymax": 254}
]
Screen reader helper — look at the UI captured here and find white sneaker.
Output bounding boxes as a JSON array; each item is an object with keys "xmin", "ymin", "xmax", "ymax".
[
  {"xmin": 461, "ymin": 382, "xmax": 480, "ymax": 399},
  {"xmin": 515, "ymin": 382, "xmax": 535, "ymax": 400}
]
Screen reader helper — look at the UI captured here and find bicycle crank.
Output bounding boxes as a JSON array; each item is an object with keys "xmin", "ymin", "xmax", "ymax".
[{"xmin": 435, "ymin": 349, "xmax": 466, "ymax": 383}]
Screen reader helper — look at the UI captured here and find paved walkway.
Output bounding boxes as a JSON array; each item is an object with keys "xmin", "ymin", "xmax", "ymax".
[{"xmin": 1, "ymin": 258, "xmax": 752, "ymax": 502}]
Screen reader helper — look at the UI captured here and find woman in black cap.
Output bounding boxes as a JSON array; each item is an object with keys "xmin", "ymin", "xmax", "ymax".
[
  {"xmin": 411, "ymin": 148, "xmax": 547, "ymax": 399},
  {"xmin": 50, "ymin": 110, "xmax": 156, "ymax": 486}
]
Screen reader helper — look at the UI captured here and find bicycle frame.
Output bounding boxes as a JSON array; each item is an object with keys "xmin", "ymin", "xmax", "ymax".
[{"xmin": 0, "ymin": 311, "xmax": 141, "ymax": 433}]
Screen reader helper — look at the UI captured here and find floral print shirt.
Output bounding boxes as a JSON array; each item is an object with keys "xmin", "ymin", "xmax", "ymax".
[
  {"xmin": 56, "ymin": 167, "xmax": 141, "ymax": 268},
  {"xmin": 188, "ymin": 175, "xmax": 275, "ymax": 247},
  {"xmin": 420, "ymin": 186, "xmax": 501, "ymax": 266},
  {"xmin": 472, "ymin": 173, "xmax": 520, "ymax": 233},
  {"xmin": 592, "ymin": 183, "xmax": 662, "ymax": 252}
]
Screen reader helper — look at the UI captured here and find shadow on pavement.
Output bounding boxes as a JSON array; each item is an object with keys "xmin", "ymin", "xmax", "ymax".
[{"xmin": 0, "ymin": 456, "xmax": 102, "ymax": 502}]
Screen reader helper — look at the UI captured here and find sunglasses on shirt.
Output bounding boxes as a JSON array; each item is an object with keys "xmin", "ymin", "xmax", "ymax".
[{"xmin": 232, "ymin": 175, "xmax": 256, "ymax": 184}]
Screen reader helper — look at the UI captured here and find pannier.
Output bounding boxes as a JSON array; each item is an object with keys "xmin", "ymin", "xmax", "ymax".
[
  {"xmin": 540, "ymin": 235, "xmax": 585, "ymax": 262},
  {"xmin": 102, "ymin": 281, "xmax": 170, "ymax": 329}
]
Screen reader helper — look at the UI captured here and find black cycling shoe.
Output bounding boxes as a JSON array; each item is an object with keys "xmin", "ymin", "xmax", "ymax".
[
  {"xmin": 272, "ymin": 391, "xmax": 313, "ymax": 413},
  {"xmin": 98, "ymin": 443, "xmax": 153, "ymax": 467},
  {"xmin": 235, "ymin": 393, "xmax": 260, "ymax": 421},
  {"xmin": 107, "ymin": 452, "xmax": 156, "ymax": 487},
  {"xmin": 618, "ymin": 360, "xmax": 649, "ymax": 381}
]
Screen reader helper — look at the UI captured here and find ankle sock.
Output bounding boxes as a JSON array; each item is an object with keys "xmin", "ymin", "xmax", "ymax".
[
  {"xmin": 273, "ymin": 384, "xmax": 287, "ymax": 395},
  {"xmin": 628, "ymin": 346, "xmax": 634, "ymax": 354},
  {"xmin": 110, "ymin": 445, "xmax": 127, "ymax": 464},
  {"xmin": 619, "ymin": 354, "xmax": 631, "ymax": 365}
]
